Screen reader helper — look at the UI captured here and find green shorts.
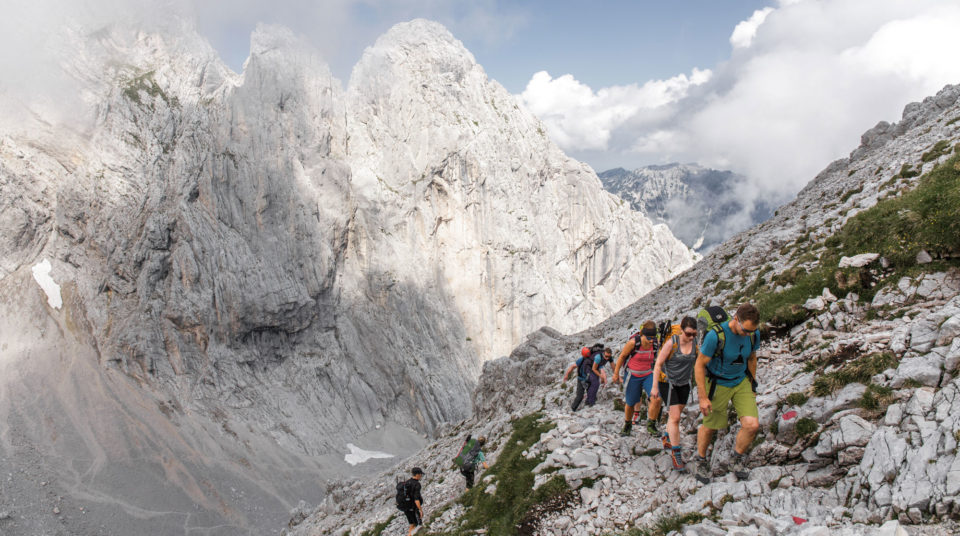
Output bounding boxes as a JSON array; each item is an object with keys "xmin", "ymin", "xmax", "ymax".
[{"xmin": 702, "ymin": 377, "xmax": 758, "ymax": 430}]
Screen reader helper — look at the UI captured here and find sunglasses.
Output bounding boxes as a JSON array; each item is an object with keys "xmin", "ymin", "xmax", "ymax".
[
  {"xmin": 736, "ymin": 315, "xmax": 757, "ymax": 334},
  {"xmin": 641, "ymin": 331, "xmax": 657, "ymax": 338},
  {"xmin": 683, "ymin": 330, "xmax": 697, "ymax": 337}
]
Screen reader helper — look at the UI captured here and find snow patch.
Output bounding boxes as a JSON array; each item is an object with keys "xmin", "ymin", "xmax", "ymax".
[
  {"xmin": 31, "ymin": 259, "xmax": 62, "ymax": 309},
  {"xmin": 344, "ymin": 443, "xmax": 393, "ymax": 466}
]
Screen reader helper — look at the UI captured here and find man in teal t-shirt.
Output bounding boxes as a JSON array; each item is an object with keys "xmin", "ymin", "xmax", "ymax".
[{"xmin": 693, "ymin": 303, "xmax": 761, "ymax": 484}]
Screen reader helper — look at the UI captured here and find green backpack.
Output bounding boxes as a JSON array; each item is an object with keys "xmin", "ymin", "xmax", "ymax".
[{"xmin": 453, "ymin": 437, "xmax": 480, "ymax": 468}]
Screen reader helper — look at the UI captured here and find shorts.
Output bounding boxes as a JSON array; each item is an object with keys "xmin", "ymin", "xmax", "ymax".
[
  {"xmin": 624, "ymin": 373, "xmax": 654, "ymax": 406},
  {"xmin": 702, "ymin": 377, "xmax": 759, "ymax": 429},
  {"xmin": 658, "ymin": 381, "xmax": 690, "ymax": 407},
  {"xmin": 403, "ymin": 508, "xmax": 422, "ymax": 526}
]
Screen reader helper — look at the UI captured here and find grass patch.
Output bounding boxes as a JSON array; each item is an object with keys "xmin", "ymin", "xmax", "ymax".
[
  {"xmin": 839, "ymin": 186, "xmax": 863, "ymax": 203},
  {"xmin": 812, "ymin": 352, "xmax": 897, "ymax": 396},
  {"xmin": 441, "ymin": 412, "xmax": 571, "ymax": 535},
  {"xmin": 783, "ymin": 392, "xmax": 809, "ymax": 407},
  {"xmin": 947, "ymin": 116, "xmax": 960, "ymax": 127},
  {"xmin": 858, "ymin": 384, "xmax": 896, "ymax": 417},
  {"xmin": 922, "ymin": 140, "xmax": 952, "ymax": 163},
  {"xmin": 619, "ymin": 512, "xmax": 707, "ymax": 536},
  {"xmin": 795, "ymin": 418, "xmax": 818, "ymax": 437},
  {"xmin": 361, "ymin": 514, "xmax": 395, "ymax": 536},
  {"xmin": 748, "ymin": 155, "xmax": 960, "ymax": 330}
]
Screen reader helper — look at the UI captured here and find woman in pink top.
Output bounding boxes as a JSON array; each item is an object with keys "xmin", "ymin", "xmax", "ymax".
[{"xmin": 613, "ymin": 320, "xmax": 661, "ymax": 436}]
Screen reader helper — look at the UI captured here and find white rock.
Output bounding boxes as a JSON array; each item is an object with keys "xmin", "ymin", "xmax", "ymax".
[
  {"xmin": 804, "ymin": 296, "xmax": 827, "ymax": 312},
  {"xmin": 822, "ymin": 288, "xmax": 838, "ymax": 302},
  {"xmin": 916, "ymin": 250, "xmax": 933, "ymax": 264},
  {"xmin": 838, "ymin": 253, "xmax": 879, "ymax": 268},
  {"xmin": 570, "ymin": 449, "xmax": 600, "ymax": 469},
  {"xmin": 891, "ymin": 353, "xmax": 943, "ymax": 388}
]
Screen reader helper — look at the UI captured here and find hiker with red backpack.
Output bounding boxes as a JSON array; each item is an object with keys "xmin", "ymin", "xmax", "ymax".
[
  {"xmin": 693, "ymin": 303, "xmax": 762, "ymax": 484},
  {"xmin": 650, "ymin": 316, "xmax": 699, "ymax": 471},
  {"xmin": 613, "ymin": 321, "xmax": 662, "ymax": 436},
  {"xmin": 395, "ymin": 467, "xmax": 424, "ymax": 535},
  {"xmin": 564, "ymin": 344, "xmax": 612, "ymax": 411}
]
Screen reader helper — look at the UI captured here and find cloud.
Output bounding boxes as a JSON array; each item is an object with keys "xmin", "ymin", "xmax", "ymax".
[
  {"xmin": 730, "ymin": 7, "xmax": 773, "ymax": 49},
  {"xmin": 518, "ymin": 68, "xmax": 711, "ymax": 152},
  {"xmin": 521, "ymin": 0, "xmax": 960, "ymax": 203}
]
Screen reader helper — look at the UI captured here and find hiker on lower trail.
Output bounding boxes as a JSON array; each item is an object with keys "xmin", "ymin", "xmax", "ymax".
[
  {"xmin": 454, "ymin": 435, "xmax": 489, "ymax": 489},
  {"xmin": 614, "ymin": 321, "xmax": 661, "ymax": 436},
  {"xmin": 396, "ymin": 467, "xmax": 424, "ymax": 536},
  {"xmin": 650, "ymin": 316, "xmax": 699, "ymax": 471},
  {"xmin": 564, "ymin": 344, "xmax": 611, "ymax": 411},
  {"xmin": 693, "ymin": 303, "xmax": 761, "ymax": 484}
]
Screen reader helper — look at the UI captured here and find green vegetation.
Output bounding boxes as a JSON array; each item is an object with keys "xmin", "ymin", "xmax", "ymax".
[
  {"xmin": 361, "ymin": 515, "xmax": 395, "ymax": 536},
  {"xmin": 858, "ymin": 384, "xmax": 896, "ymax": 416},
  {"xmin": 947, "ymin": 116, "xmax": 960, "ymax": 127},
  {"xmin": 795, "ymin": 417, "xmax": 818, "ymax": 437},
  {"xmin": 617, "ymin": 512, "xmax": 707, "ymax": 536},
  {"xmin": 812, "ymin": 352, "xmax": 897, "ymax": 396},
  {"xmin": 122, "ymin": 70, "xmax": 177, "ymax": 108},
  {"xmin": 745, "ymin": 155, "xmax": 960, "ymax": 329},
  {"xmin": 894, "ymin": 163, "xmax": 920, "ymax": 180},
  {"xmin": 783, "ymin": 392, "xmax": 809, "ymax": 407},
  {"xmin": 430, "ymin": 412, "xmax": 573, "ymax": 535},
  {"xmin": 839, "ymin": 186, "xmax": 863, "ymax": 203},
  {"xmin": 921, "ymin": 140, "xmax": 952, "ymax": 162}
]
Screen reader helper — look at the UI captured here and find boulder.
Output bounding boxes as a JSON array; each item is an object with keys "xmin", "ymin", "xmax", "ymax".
[
  {"xmin": 804, "ymin": 296, "xmax": 827, "ymax": 312},
  {"xmin": 891, "ymin": 353, "xmax": 943, "ymax": 388},
  {"xmin": 838, "ymin": 253, "xmax": 879, "ymax": 268},
  {"xmin": 860, "ymin": 428, "xmax": 908, "ymax": 489},
  {"xmin": 814, "ymin": 415, "xmax": 875, "ymax": 457},
  {"xmin": 916, "ymin": 250, "xmax": 933, "ymax": 264}
]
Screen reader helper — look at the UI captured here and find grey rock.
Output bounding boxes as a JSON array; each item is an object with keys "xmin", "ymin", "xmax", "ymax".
[
  {"xmin": 838, "ymin": 254, "xmax": 879, "ymax": 268},
  {"xmin": 916, "ymin": 250, "xmax": 933, "ymax": 264},
  {"xmin": 891, "ymin": 352, "xmax": 943, "ymax": 388}
]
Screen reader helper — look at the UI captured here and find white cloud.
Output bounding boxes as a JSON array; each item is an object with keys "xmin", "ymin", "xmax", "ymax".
[
  {"xmin": 730, "ymin": 7, "xmax": 773, "ymax": 49},
  {"xmin": 522, "ymin": 0, "xmax": 960, "ymax": 203},
  {"xmin": 518, "ymin": 68, "xmax": 711, "ymax": 152}
]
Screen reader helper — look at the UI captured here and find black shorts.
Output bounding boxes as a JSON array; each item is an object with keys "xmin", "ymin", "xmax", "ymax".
[
  {"xmin": 659, "ymin": 381, "xmax": 690, "ymax": 407},
  {"xmin": 403, "ymin": 508, "xmax": 422, "ymax": 526}
]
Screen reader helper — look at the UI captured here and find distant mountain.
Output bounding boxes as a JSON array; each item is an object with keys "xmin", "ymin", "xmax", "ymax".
[{"xmin": 599, "ymin": 163, "xmax": 780, "ymax": 252}]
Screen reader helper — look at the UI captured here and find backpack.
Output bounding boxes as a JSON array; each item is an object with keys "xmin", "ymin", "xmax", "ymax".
[
  {"xmin": 696, "ymin": 306, "xmax": 758, "ymax": 399},
  {"xmin": 578, "ymin": 343, "xmax": 605, "ymax": 381},
  {"xmin": 395, "ymin": 477, "xmax": 413, "ymax": 511},
  {"xmin": 453, "ymin": 436, "xmax": 477, "ymax": 467},
  {"xmin": 461, "ymin": 440, "xmax": 483, "ymax": 472}
]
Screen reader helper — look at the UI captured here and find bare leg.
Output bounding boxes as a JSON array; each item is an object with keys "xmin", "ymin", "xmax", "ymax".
[
  {"xmin": 648, "ymin": 396, "xmax": 662, "ymax": 421},
  {"xmin": 667, "ymin": 405, "xmax": 683, "ymax": 446},
  {"xmin": 734, "ymin": 416, "xmax": 760, "ymax": 455},
  {"xmin": 624, "ymin": 404, "xmax": 634, "ymax": 423},
  {"xmin": 697, "ymin": 426, "xmax": 716, "ymax": 457}
]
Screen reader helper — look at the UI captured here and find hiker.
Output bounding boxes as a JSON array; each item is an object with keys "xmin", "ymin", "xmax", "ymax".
[
  {"xmin": 650, "ymin": 316, "xmax": 699, "ymax": 471},
  {"xmin": 398, "ymin": 467, "xmax": 424, "ymax": 535},
  {"xmin": 613, "ymin": 321, "xmax": 662, "ymax": 436},
  {"xmin": 564, "ymin": 345, "xmax": 611, "ymax": 411},
  {"xmin": 693, "ymin": 303, "xmax": 761, "ymax": 484},
  {"xmin": 458, "ymin": 436, "xmax": 489, "ymax": 489}
]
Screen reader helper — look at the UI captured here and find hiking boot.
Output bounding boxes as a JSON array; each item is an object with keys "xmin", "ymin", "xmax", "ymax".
[
  {"xmin": 620, "ymin": 421, "xmax": 632, "ymax": 436},
  {"xmin": 669, "ymin": 446, "xmax": 685, "ymax": 472},
  {"xmin": 661, "ymin": 432, "xmax": 672, "ymax": 451},
  {"xmin": 694, "ymin": 455, "xmax": 711, "ymax": 484},
  {"xmin": 646, "ymin": 419, "xmax": 659, "ymax": 436},
  {"xmin": 731, "ymin": 452, "xmax": 750, "ymax": 480}
]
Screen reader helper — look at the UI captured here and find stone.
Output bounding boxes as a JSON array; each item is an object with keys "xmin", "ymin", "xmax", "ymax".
[
  {"xmin": 570, "ymin": 449, "xmax": 600, "ymax": 469},
  {"xmin": 891, "ymin": 353, "xmax": 943, "ymax": 388},
  {"xmin": 860, "ymin": 429, "xmax": 908, "ymax": 489},
  {"xmin": 822, "ymin": 288, "xmax": 838, "ymax": 302},
  {"xmin": 875, "ymin": 520, "xmax": 909, "ymax": 536},
  {"xmin": 838, "ymin": 253, "xmax": 879, "ymax": 268},
  {"xmin": 580, "ymin": 486, "xmax": 600, "ymax": 506},
  {"xmin": 939, "ymin": 315, "xmax": 960, "ymax": 347},
  {"xmin": 916, "ymin": 250, "xmax": 933, "ymax": 264},
  {"xmin": 804, "ymin": 296, "xmax": 827, "ymax": 312}
]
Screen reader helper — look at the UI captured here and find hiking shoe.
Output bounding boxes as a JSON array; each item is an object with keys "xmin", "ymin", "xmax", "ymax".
[
  {"xmin": 620, "ymin": 421, "xmax": 633, "ymax": 437},
  {"xmin": 661, "ymin": 432, "xmax": 672, "ymax": 451},
  {"xmin": 731, "ymin": 452, "xmax": 750, "ymax": 480},
  {"xmin": 669, "ymin": 446, "xmax": 685, "ymax": 472},
  {"xmin": 632, "ymin": 411, "xmax": 641, "ymax": 425},
  {"xmin": 646, "ymin": 419, "xmax": 659, "ymax": 436},
  {"xmin": 694, "ymin": 455, "xmax": 711, "ymax": 484}
]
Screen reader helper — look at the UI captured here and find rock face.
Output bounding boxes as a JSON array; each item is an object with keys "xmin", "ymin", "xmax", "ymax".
[
  {"xmin": 286, "ymin": 83, "xmax": 960, "ymax": 535},
  {"xmin": 598, "ymin": 163, "xmax": 779, "ymax": 252},
  {"xmin": 0, "ymin": 19, "xmax": 693, "ymax": 536}
]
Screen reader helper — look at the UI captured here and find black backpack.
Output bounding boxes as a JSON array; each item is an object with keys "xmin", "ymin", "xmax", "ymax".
[
  {"xmin": 395, "ymin": 478, "xmax": 413, "ymax": 511},
  {"xmin": 461, "ymin": 441, "xmax": 483, "ymax": 472}
]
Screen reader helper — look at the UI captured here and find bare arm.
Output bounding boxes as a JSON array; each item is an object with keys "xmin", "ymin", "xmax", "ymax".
[
  {"xmin": 613, "ymin": 339, "xmax": 635, "ymax": 383},
  {"xmin": 695, "ymin": 351, "xmax": 712, "ymax": 416},
  {"xmin": 650, "ymin": 339, "xmax": 674, "ymax": 397},
  {"xmin": 563, "ymin": 363, "xmax": 576, "ymax": 382}
]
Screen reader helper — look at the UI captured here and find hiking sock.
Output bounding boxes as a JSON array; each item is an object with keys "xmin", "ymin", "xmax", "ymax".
[
  {"xmin": 620, "ymin": 421, "xmax": 632, "ymax": 436},
  {"xmin": 670, "ymin": 446, "xmax": 685, "ymax": 471},
  {"xmin": 661, "ymin": 432, "xmax": 671, "ymax": 451}
]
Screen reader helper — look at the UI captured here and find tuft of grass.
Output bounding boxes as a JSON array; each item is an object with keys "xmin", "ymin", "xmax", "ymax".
[
  {"xmin": 783, "ymin": 392, "xmax": 809, "ymax": 407},
  {"xmin": 922, "ymin": 140, "xmax": 952, "ymax": 162},
  {"xmin": 619, "ymin": 512, "xmax": 707, "ymax": 536},
  {"xmin": 858, "ymin": 384, "xmax": 896, "ymax": 416},
  {"xmin": 812, "ymin": 352, "xmax": 897, "ymax": 396},
  {"xmin": 840, "ymin": 186, "xmax": 863, "ymax": 203},
  {"xmin": 361, "ymin": 514, "xmax": 395, "ymax": 536},
  {"xmin": 795, "ymin": 418, "xmax": 818, "ymax": 437}
]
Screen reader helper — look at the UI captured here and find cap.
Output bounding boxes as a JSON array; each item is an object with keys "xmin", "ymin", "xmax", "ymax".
[{"xmin": 412, "ymin": 467, "xmax": 424, "ymax": 475}]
